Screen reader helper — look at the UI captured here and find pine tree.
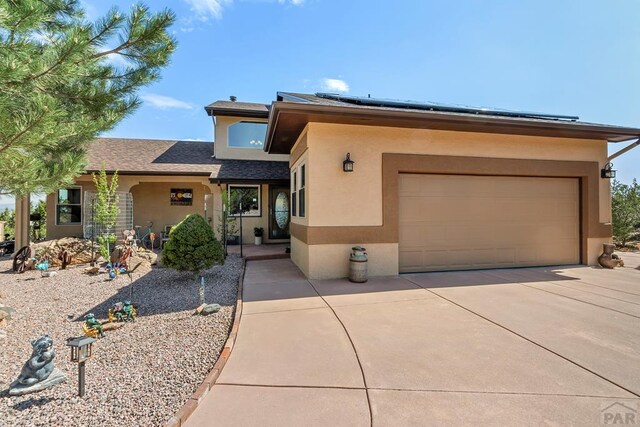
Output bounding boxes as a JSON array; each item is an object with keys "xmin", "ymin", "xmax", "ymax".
[{"xmin": 0, "ymin": 0, "xmax": 176, "ymax": 197}]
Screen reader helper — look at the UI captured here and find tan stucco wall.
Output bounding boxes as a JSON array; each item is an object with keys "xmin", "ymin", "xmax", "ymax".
[
  {"xmin": 306, "ymin": 123, "xmax": 611, "ymax": 227},
  {"xmin": 214, "ymin": 116, "xmax": 289, "ymax": 162},
  {"xmin": 46, "ymin": 175, "xmax": 217, "ymax": 240},
  {"xmin": 290, "ymin": 122, "xmax": 611, "ymax": 279},
  {"xmin": 46, "ymin": 174, "xmax": 291, "ymax": 247},
  {"xmin": 129, "ymin": 182, "xmax": 211, "ymax": 236},
  {"xmin": 46, "ymin": 181, "xmax": 96, "ymax": 240}
]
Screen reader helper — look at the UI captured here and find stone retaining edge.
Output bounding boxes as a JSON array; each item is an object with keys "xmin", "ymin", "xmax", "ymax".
[{"xmin": 164, "ymin": 258, "xmax": 246, "ymax": 427}]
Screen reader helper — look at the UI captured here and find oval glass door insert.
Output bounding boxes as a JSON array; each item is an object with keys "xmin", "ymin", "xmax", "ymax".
[{"xmin": 275, "ymin": 192, "xmax": 289, "ymax": 229}]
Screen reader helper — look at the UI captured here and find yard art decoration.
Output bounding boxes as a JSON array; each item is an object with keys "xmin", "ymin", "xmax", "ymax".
[
  {"xmin": 108, "ymin": 300, "xmax": 137, "ymax": 323},
  {"xmin": 105, "ymin": 261, "xmax": 128, "ymax": 280},
  {"xmin": 598, "ymin": 243, "xmax": 625, "ymax": 269},
  {"xmin": 82, "ymin": 313, "xmax": 105, "ymax": 338},
  {"xmin": 9, "ymin": 335, "xmax": 66, "ymax": 396}
]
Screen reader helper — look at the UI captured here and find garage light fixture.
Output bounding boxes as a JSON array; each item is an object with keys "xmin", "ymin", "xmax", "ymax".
[
  {"xmin": 343, "ymin": 153, "xmax": 354, "ymax": 172},
  {"xmin": 601, "ymin": 162, "xmax": 616, "ymax": 179}
]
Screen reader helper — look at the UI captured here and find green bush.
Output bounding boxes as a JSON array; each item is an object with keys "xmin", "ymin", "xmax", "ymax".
[
  {"xmin": 162, "ymin": 214, "xmax": 224, "ymax": 274},
  {"xmin": 96, "ymin": 233, "xmax": 117, "ymax": 260}
]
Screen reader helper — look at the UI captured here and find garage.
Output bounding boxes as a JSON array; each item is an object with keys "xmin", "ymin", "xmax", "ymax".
[{"xmin": 399, "ymin": 173, "xmax": 580, "ymax": 273}]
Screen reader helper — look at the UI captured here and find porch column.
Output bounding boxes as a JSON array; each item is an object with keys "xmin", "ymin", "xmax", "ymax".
[{"xmin": 14, "ymin": 194, "xmax": 30, "ymax": 251}]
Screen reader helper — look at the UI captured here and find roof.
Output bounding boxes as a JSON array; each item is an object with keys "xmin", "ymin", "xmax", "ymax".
[
  {"xmin": 85, "ymin": 138, "xmax": 289, "ymax": 182},
  {"xmin": 265, "ymin": 92, "xmax": 640, "ymax": 154},
  {"xmin": 204, "ymin": 100, "xmax": 269, "ymax": 118}
]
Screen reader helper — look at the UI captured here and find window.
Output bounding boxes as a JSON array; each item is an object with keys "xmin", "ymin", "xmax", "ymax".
[
  {"xmin": 57, "ymin": 187, "xmax": 82, "ymax": 225},
  {"xmin": 228, "ymin": 185, "xmax": 260, "ymax": 216},
  {"xmin": 299, "ymin": 164, "xmax": 306, "ymax": 218},
  {"xmin": 291, "ymin": 171, "xmax": 297, "ymax": 217},
  {"xmin": 228, "ymin": 121, "xmax": 267, "ymax": 149}
]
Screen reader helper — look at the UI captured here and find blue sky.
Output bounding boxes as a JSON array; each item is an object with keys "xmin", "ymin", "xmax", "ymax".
[{"xmin": 94, "ymin": 0, "xmax": 637, "ymax": 184}]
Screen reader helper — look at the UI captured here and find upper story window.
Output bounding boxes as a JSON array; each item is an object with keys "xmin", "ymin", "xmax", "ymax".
[
  {"xmin": 228, "ymin": 121, "xmax": 267, "ymax": 149},
  {"xmin": 57, "ymin": 187, "xmax": 82, "ymax": 225}
]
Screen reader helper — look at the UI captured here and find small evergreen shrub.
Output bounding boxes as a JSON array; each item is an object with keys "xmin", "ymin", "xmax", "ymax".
[{"xmin": 162, "ymin": 214, "xmax": 224, "ymax": 274}]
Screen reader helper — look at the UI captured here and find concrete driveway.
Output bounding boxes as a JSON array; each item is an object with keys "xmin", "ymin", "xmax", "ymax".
[{"xmin": 186, "ymin": 252, "xmax": 640, "ymax": 426}]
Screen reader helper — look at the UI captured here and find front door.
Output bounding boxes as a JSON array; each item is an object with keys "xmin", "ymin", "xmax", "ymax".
[{"xmin": 269, "ymin": 186, "xmax": 290, "ymax": 240}]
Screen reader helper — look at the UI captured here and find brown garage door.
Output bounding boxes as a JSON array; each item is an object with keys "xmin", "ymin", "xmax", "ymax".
[{"xmin": 399, "ymin": 174, "xmax": 580, "ymax": 273}]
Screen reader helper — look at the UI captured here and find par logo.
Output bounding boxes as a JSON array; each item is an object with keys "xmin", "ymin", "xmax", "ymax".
[{"xmin": 601, "ymin": 401, "xmax": 638, "ymax": 425}]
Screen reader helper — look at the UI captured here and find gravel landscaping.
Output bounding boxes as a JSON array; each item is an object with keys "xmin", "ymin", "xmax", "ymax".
[{"xmin": 0, "ymin": 254, "xmax": 242, "ymax": 427}]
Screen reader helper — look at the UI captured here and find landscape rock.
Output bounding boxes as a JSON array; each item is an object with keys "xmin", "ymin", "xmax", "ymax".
[
  {"xmin": 101, "ymin": 322, "xmax": 125, "ymax": 332},
  {"xmin": 201, "ymin": 303, "xmax": 221, "ymax": 315},
  {"xmin": 84, "ymin": 266, "xmax": 100, "ymax": 275},
  {"xmin": 194, "ymin": 304, "xmax": 206, "ymax": 315},
  {"xmin": 110, "ymin": 245, "xmax": 158, "ymax": 267},
  {"xmin": 33, "ymin": 238, "xmax": 101, "ymax": 267},
  {"xmin": 0, "ymin": 306, "xmax": 15, "ymax": 320}
]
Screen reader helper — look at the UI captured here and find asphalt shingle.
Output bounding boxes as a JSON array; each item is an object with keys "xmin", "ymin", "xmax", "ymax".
[{"xmin": 85, "ymin": 138, "xmax": 289, "ymax": 182}]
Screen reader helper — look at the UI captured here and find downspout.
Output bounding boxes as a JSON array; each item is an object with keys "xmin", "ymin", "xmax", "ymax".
[{"xmin": 608, "ymin": 138, "xmax": 640, "ymax": 162}]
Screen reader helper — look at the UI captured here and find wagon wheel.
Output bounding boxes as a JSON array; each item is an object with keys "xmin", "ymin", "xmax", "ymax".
[{"xmin": 13, "ymin": 246, "xmax": 33, "ymax": 273}]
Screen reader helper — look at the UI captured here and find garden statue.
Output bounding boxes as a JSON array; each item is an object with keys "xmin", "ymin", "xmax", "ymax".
[
  {"xmin": 123, "ymin": 300, "xmax": 136, "ymax": 321},
  {"xmin": 108, "ymin": 301, "xmax": 137, "ymax": 323},
  {"xmin": 598, "ymin": 243, "xmax": 624, "ymax": 269},
  {"xmin": 109, "ymin": 302, "xmax": 126, "ymax": 322},
  {"xmin": 83, "ymin": 313, "xmax": 104, "ymax": 338},
  {"xmin": 9, "ymin": 335, "xmax": 66, "ymax": 396}
]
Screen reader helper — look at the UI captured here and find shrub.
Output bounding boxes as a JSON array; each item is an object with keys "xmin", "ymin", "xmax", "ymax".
[
  {"xmin": 96, "ymin": 233, "xmax": 117, "ymax": 260},
  {"xmin": 162, "ymin": 214, "xmax": 224, "ymax": 274},
  {"xmin": 612, "ymin": 179, "xmax": 640, "ymax": 246}
]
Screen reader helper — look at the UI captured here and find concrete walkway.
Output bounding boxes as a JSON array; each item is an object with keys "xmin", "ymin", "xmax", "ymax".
[{"xmin": 186, "ymin": 252, "xmax": 640, "ymax": 426}]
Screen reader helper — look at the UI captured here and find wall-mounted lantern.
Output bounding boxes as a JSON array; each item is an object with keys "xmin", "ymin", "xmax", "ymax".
[
  {"xmin": 601, "ymin": 162, "xmax": 616, "ymax": 179},
  {"xmin": 67, "ymin": 336, "xmax": 96, "ymax": 397},
  {"xmin": 343, "ymin": 153, "xmax": 355, "ymax": 172}
]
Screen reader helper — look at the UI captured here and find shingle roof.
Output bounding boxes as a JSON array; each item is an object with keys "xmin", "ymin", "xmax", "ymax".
[{"xmin": 85, "ymin": 138, "xmax": 289, "ymax": 182}]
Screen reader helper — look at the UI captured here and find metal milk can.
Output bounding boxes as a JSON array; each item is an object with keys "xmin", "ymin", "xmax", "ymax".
[{"xmin": 349, "ymin": 246, "xmax": 368, "ymax": 283}]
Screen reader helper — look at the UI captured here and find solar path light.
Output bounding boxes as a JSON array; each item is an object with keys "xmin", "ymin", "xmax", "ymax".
[{"xmin": 67, "ymin": 336, "xmax": 96, "ymax": 397}]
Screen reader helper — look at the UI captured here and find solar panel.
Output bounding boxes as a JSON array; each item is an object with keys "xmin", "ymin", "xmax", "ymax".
[{"xmin": 315, "ymin": 93, "xmax": 579, "ymax": 122}]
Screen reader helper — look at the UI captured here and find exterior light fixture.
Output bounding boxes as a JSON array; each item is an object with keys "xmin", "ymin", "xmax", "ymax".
[
  {"xmin": 67, "ymin": 336, "xmax": 96, "ymax": 397},
  {"xmin": 343, "ymin": 153, "xmax": 355, "ymax": 172},
  {"xmin": 601, "ymin": 162, "xmax": 616, "ymax": 179}
]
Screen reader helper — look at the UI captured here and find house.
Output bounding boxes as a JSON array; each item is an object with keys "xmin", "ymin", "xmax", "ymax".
[{"xmin": 44, "ymin": 92, "xmax": 640, "ymax": 279}]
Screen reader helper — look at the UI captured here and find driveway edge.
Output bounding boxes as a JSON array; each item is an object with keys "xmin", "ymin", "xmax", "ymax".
[{"xmin": 165, "ymin": 258, "xmax": 247, "ymax": 427}]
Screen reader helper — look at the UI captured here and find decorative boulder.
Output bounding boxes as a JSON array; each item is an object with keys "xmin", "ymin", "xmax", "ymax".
[
  {"xmin": 201, "ymin": 303, "xmax": 221, "ymax": 315},
  {"xmin": 110, "ymin": 245, "xmax": 157, "ymax": 266},
  {"xmin": 33, "ymin": 238, "xmax": 101, "ymax": 267}
]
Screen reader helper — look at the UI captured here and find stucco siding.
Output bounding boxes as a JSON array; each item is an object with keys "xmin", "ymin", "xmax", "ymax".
[
  {"xmin": 306, "ymin": 123, "xmax": 611, "ymax": 228},
  {"xmin": 215, "ymin": 116, "xmax": 289, "ymax": 162},
  {"xmin": 290, "ymin": 122, "xmax": 611, "ymax": 278}
]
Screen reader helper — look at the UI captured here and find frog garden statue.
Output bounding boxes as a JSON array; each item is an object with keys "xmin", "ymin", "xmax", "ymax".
[
  {"xmin": 123, "ymin": 300, "xmax": 136, "ymax": 322},
  {"xmin": 83, "ymin": 313, "xmax": 105, "ymax": 338},
  {"xmin": 9, "ymin": 335, "xmax": 66, "ymax": 396}
]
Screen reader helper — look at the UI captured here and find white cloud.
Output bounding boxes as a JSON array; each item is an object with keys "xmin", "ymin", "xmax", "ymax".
[
  {"xmin": 183, "ymin": 0, "xmax": 304, "ymax": 21},
  {"xmin": 141, "ymin": 94, "xmax": 194, "ymax": 110},
  {"xmin": 320, "ymin": 78, "xmax": 349, "ymax": 93},
  {"xmin": 105, "ymin": 53, "xmax": 130, "ymax": 67},
  {"xmin": 183, "ymin": 0, "xmax": 232, "ymax": 20}
]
